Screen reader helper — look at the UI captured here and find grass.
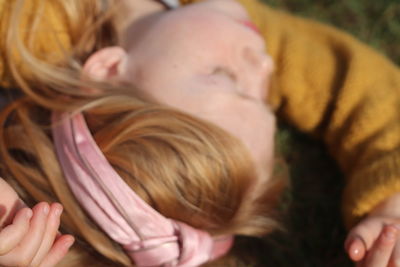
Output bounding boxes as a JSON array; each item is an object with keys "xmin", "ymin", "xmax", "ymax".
[
  {"xmin": 230, "ymin": 0, "xmax": 400, "ymax": 266},
  {"xmin": 231, "ymin": 125, "xmax": 351, "ymax": 267},
  {"xmin": 266, "ymin": 0, "xmax": 400, "ymax": 63}
]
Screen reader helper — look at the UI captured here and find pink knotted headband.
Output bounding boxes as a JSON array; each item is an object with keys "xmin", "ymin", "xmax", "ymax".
[{"xmin": 52, "ymin": 112, "xmax": 233, "ymax": 266}]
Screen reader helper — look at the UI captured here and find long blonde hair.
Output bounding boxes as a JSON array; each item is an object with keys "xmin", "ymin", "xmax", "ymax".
[{"xmin": 0, "ymin": 0, "xmax": 286, "ymax": 266}]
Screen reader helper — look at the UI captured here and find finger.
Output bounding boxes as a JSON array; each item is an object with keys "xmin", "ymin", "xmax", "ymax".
[
  {"xmin": 4, "ymin": 202, "xmax": 50, "ymax": 266},
  {"xmin": 388, "ymin": 230, "xmax": 400, "ymax": 267},
  {"xmin": 30, "ymin": 203, "xmax": 63, "ymax": 266},
  {"xmin": 39, "ymin": 235, "xmax": 74, "ymax": 267},
  {"xmin": 0, "ymin": 208, "xmax": 33, "ymax": 255},
  {"xmin": 364, "ymin": 225, "xmax": 398, "ymax": 267},
  {"xmin": 346, "ymin": 236, "xmax": 367, "ymax": 262},
  {"xmin": 346, "ymin": 218, "xmax": 384, "ymax": 253}
]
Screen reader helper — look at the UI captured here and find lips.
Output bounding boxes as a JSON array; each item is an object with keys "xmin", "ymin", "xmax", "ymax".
[{"xmin": 240, "ymin": 20, "xmax": 261, "ymax": 34}]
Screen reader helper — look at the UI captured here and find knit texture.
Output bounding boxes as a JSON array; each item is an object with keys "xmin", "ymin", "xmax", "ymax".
[
  {"xmin": 181, "ymin": 0, "xmax": 400, "ymax": 228},
  {"xmin": 1, "ymin": 0, "xmax": 399, "ymax": 228}
]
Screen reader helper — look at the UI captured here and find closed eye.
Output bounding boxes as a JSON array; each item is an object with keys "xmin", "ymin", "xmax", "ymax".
[{"xmin": 212, "ymin": 66, "xmax": 237, "ymax": 82}]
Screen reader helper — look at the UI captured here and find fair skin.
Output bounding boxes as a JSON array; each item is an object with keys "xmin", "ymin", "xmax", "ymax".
[
  {"xmin": 0, "ymin": 179, "xmax": 74, "ymax": 266},
  {"xmin": 0, "ymin": 1, "xmax": 160, "ymax": 266},
  {"xmin": 1, "ymin": 0, "xmax": 399, "ymax": 266},
  {"xmin": 87, "ymin": 0, "xmax": 277, "ymax": 183},
  {"xmin": 345, "ymin": 193, "xmax": 400, "ymax": 267},
  {"xmin": 86, "ymin": 0, "xmax": 400, "ymax": 266},
  {"xmin": 121, "ymin": 0, "xmax": 276, "ymax": 180}
]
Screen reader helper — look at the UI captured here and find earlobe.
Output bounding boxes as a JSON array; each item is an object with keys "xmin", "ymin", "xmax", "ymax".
[{"xmin": 83, "ymin": 46, "xmax": 127, "ymax": 81}]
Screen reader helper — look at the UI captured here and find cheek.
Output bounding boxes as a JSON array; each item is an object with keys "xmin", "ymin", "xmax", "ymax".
[
  {"xmin": 235, "ymin": 109, "xmax": 276, "ymax": 186},
  {"xmin": 245, "ymin": 109, "xmax": 276, "ymax": 169},
  {"xmin": 200, "ymin": 100, "xmax": 276, "ymax": 173}
]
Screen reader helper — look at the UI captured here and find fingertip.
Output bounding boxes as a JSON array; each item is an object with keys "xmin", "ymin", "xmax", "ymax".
[
  {"xmin": 50, "ymin": 202, "xmax": 63, "ymax": 211},
  {"xmin": 12, "ymin": 207, "xmax": 32, "ymax": 225},
  {"xmin": 348, "ymin": 238, "xmax": 366, "ymax": 262},
  {"xmin": 64, "ymin": 235, "xmax": 75, "ymax": 250},
  {"xmin": 25, "ymin": 208, "xmax": 33, "ymax": 219},
  {"xmin": 33, "ymin": 202, "xmax": 50, "ymax": 216},
  {"xmin": 56, "ymin": 234, "xmax": 74, "ymax": 250},
  {"xmin": 50, "ymin": 203, "xmax": 63, "ymax": 218},
  {"xmin": 19, "ymin": 207, "xmax": 33, "ymax": 221},
  {"xmin": 39, "ymin": 235, "xmax": 75, "ymax": 267},
  {"xmin": 53, "ymin": 235, "xmax": 74, "ymax": 259},
  {"xmin": 381, "ymin": 225, "xmax": 399, "ymax": 243}
]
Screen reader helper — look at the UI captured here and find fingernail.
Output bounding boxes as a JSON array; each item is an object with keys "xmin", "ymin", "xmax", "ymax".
[
  {"xmin": 384, "ymin": 226, "xmax": 397, "ymax": 240},
  {"xmin": 350, "ymin": 242, "xmax": 360, "ymax": 256},
  {"xmin": 54, "ymin": 206, "xmax": 63, "ymax": 217},
  {"xmin": 43, "ymin": 204, "xmax": 49, "ymax": 215}
]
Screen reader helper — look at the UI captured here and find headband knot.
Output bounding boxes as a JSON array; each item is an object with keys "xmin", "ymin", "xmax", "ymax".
[
  {"xmin": 52, "ymin": 112, "xmax": 233, "ymax": 266},
  {"xmin": 173, "ymin": 222, "xmax": 214, "ymax": 266},
  {"xmin": 125, "ymin": 221, "xmax": 221, "ymax": 267},
  {"xmin": 124, "ymin": 235, "xmax": 179, "ymax": 267}
]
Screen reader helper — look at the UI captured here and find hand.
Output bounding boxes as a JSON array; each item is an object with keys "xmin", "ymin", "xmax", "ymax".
[
  {"xmin": 345, "ymin": 193, "xmax": 400, "ymax": 267},
  {"xmin": 0, "ymin": 202, "xmax": 74, "ymax": 267}
]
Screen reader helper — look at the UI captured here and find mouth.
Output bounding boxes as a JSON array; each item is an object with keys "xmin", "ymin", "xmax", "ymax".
[{"xmin": 239, "ymin": 20, "xmax": 261, "ymax": 35}]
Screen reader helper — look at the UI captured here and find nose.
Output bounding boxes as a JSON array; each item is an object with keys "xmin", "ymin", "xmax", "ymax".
[{"xmin": 238, "ymin": 46, "xmax": 274, "ymax": 100}]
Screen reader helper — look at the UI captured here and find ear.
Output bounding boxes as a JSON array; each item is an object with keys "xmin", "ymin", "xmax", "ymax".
[{"xmin": 83, "ymin": 46, "xmax": 127, "ymax": 81}]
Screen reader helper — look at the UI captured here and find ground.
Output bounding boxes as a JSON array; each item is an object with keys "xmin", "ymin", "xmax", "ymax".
[{"xmin": 231, "ymin": 1, "xmax": 400, "ymax": 266}]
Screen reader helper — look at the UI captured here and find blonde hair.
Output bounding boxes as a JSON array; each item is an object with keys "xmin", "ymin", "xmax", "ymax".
[{"xmin": 0, "ymin": 0, "xmax": 286, "ymax": 266}]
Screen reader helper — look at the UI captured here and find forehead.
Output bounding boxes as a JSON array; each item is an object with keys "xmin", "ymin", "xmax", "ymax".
[
  {"xmin": 124, "ymin": 0, "xmax": 252, "ymax": 46},
  {"xmin": 128, "ymin": 5, "xmax": 240, "ymax": 59},
  {"xmin": 158, "ymin": 5, "xmax": 233, "ymax": 36}
]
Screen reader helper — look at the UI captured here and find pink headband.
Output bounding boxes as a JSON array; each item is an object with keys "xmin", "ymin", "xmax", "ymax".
[{"xmin": 51, "ymin": 112, "xmax": 233, "ymax": 267}]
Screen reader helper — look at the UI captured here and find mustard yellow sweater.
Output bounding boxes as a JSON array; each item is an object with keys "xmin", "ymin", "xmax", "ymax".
[
  {"xmin": 228, "ymin": 0, "xmax": 400, "ymax": 228},
  {"xmin": 1, "ymin": 0, "xmax": 400, "ymax": 228}
]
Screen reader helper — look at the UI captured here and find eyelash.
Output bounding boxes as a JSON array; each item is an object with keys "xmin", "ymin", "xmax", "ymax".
[{"xmin": 212, "ymin": 67, "xmax": 237, "ymax": 81}]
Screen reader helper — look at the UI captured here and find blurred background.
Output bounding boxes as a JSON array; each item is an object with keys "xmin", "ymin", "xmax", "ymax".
[
  {"xmin": 231, "ymin": 1, "xmax": 400, "ymax": 266},
  {"xmin": 267, "ymin": 0, "xmax": 400, "ymax": 62}
]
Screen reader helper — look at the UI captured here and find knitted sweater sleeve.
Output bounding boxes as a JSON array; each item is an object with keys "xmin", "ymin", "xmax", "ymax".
[
  {"xmin": 180, "ymin": 0, "xmax": 400, "ymax": 228},
  {"xmin": 234, "ymin": 0, "xmax": 400, "ymax": 228}
]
